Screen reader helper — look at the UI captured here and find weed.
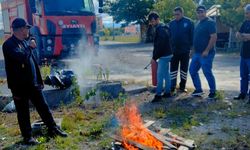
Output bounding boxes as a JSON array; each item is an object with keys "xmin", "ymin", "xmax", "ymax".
[
  {"xmin": 40, "ymin": 65, "xmax": 51, "ymax": 80},
  {"xmin": 152, "ymin": 107, "xmax": 167, "ymax": 119}
]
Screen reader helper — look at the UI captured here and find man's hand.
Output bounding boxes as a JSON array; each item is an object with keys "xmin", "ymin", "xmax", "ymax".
[
  {"xmin": 190, "ymin": 50, "xmax": 194, "ymax": 58},
  {"xmin": 202, "ymin": 50, "xmax": 209, "ymax": 57},
  {"xmin": 29, "ymin": 39, "xmax": 37, "ymax": 49},
  {"xmin": 151, "ymin": 59, "xmax": 156, "ymax": 64}
]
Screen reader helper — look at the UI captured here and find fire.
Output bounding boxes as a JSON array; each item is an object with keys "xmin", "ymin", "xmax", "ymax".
[{"xmin": 116, "ymin": 102, "xmax": 163, "ymax": 150}]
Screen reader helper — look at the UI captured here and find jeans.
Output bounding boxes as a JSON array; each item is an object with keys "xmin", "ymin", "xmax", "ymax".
[
  {"xmin": 156, "ymin": 55, "xmax": 172, "ymax": 95},
  {"xmin": 240, "ymin": 57, "xmax": 250, "ymax": 95},
  {"xmin": 189, "ymin": 52, "xmax": 216, "ymax": 93}
]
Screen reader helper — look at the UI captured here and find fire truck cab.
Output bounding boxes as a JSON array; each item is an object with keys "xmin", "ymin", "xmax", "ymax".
[{"xmin": 1, "ymin": 0, "xmax": 103, "ymax": 62}]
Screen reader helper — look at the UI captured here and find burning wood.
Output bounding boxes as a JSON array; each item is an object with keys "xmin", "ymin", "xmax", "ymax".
[{"xmin": 112, "ymin": 102, "xmax": 196, "ymax": 150}]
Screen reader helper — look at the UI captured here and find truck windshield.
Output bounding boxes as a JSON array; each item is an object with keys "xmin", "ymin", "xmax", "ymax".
[{"xmin": 43, "ymin": 0, "xmax": 95, "ymax": 16}]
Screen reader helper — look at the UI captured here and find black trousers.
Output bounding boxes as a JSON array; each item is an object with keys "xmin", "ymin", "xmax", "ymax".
[
  {"xmin": 12, "ymin": 87, "xmax": 56, "ymax": 138},
  {"xmin": 170, "ymin": 52, "xmax": 190, "ymax": 90}
]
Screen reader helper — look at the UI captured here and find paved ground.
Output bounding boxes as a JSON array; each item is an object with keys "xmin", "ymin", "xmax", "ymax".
[{"xmin": 0, "ymin": 41, "xmax": 242, "ymax": 95}]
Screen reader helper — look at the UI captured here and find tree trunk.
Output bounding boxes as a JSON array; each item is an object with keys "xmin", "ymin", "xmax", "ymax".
[
  {"xmin": 228, "ymin": 27, "xmax": 232, "ymax": 49},
  {"xmin": 140, "ymin": 23, "xmax": 147, "ymax": 43}
]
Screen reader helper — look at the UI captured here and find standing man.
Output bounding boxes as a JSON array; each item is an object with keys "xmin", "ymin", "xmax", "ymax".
[
  {"xmin": 189, "ymin": 6, "xmax": 217, "ymax": 99},
  {"xmin": 2, "ymin": 18, "xmax": 67, "ymax": 145},
  {"xmin": 234, "ymin": 4, "xmax": 250, "ymax": 103},
  {"xmin": 148, "ymin": 12, "xmax": 173, "ymax": 102},
  {"xmin": 169, "ymin": 7, "xmax": 194, "ymax": 93}
]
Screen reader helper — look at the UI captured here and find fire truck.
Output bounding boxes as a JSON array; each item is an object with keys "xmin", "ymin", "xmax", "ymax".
[{"xmin": 1, "ymin": 0, "xmax": 103, "ymax": 62}]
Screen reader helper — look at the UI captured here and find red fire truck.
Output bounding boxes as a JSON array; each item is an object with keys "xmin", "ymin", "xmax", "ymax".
[{"xmin": 1, "ymin": 0, "xmax": 103, "ymax": 62}]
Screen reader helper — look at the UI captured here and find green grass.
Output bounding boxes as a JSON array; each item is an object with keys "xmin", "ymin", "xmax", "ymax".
[
  {"xmin": 0, "ymin": 100, "xmax": 120, "ymax": 150},
  {"xmin": 100, "ymin": 35, "xmax": 140, "ymax": 43}
]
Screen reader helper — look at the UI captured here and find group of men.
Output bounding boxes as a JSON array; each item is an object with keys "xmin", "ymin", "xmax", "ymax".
[{"xmin": 149, "ymin": 4, "xmax": 250, "ymax": 103}]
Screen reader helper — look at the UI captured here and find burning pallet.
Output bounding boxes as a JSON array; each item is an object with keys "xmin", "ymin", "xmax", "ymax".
[
  {"xmin": 111, "ymin": 120, "xmax": 196, "ymax": 150},
  {"xmin": 112, "ymin": 102, "xmax": 196, "ymax": 150}
]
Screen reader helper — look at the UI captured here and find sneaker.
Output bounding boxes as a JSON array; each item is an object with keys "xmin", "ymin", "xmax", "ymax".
[
  {"xmin": 191, "ymin": 90, "xmax": 204, "ymax": 97},
  {"xmin": 208, "ymin": 92, "xmax": 216, "ymax": 99},
  {"xmin": 179, "ymin": 88, "xmax": 188, "ymax": 93},
  {"xmin": 162, "ymin": 93, "xmax": 172, "ymax": 98},
  {"xmin": 151, "ymin": 95, "xmax": 162, "ymax": 103},
  {"xmin": 23, "ymin": 137, "xmax": 39, "ymax": 145},
  {"xmin": 48, "ymin": 126, "xmax": 68, "ymax": 138},
  {"xmin": 233, "ymin": 93, "xmax": 246, "ymax": 100}
]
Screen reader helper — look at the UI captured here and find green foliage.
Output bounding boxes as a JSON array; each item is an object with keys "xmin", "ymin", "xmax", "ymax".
[
  {"xmin": 152, "ymin": 107, "xmax": 167, "ymax": 119},
  {"xmin": 106, "ymin": 0, "xmax": 155, "ymax": 24},
  {"xmin": 84, "ymin": 88, "xmax": 97, "ymax": 100},
  {"xmin": 154, "ymin": 0, "xmax": 196, "ymax": 23},
  {"xmin": 103, "ymin": 28, "xmax": 110, "ymax": 40},
  {"xmin": 71, "ymin": 77, "xmax": 82, "ymax": 105},
  {"xmin": 40, "ymin": 65, "xmax": 51, "ymax": 80}
]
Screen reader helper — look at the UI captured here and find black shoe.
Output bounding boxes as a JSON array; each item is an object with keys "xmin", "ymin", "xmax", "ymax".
[
  {"xmin": 208, "ymin": 92, "xmax": 216, "ymax": 99},
  {"xmin": 192, "ymin": 90, "xmax": 204, "ymax": 97},
  {"xmin": 23, "ymin": 137, "xmax": 39, "ymax": 145},
  {"xmin": 162, "ymin": 93, "xmax": 172, "ymax": 98},
  {"xmin": 151, "ymin": 95, "xmax": 162, "ymax": 103},
  {"xmin": 48, "ymin": 126, "xmax": 68, "ymax": 138},
  {"xmin": 179, "ymin": 88, "xmax": 188, "ymax": 93},
  {"xmin": 234, "ymin": 93, "xmax": 246, "ymax": 100}
]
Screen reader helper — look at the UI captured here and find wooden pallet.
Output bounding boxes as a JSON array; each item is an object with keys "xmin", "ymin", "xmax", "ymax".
[{"xmin": 111, "ymin": 120, "xmax": 196, "ymax": 150}]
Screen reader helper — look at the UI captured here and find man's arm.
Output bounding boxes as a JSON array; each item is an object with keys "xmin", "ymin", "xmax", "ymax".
[{"xmin": 202, "ymin": 33, "xmax": 217, "ymax": 57}]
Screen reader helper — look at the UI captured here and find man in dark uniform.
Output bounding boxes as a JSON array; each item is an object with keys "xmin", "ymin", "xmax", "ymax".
[
  {"xmin": 169, "ymin": 7, "xmax": 194, "ymax": 93},
  {"xmin": 234, "ymin": 4, "xmax": 250, "ymax": 103},
  {"xmin": 2, "ymin": 18, "xmax": 67, "ymax": 145},
  {"xmin": 148, "ymin": 12, "xmax": 173, "ymax": 102}
]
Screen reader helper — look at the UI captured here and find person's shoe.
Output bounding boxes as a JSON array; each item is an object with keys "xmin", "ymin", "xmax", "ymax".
[
  {"xmin": 208, "ymin": 92, "xmax": 216, "ymax": 99},
  {"xmin": 191, "ymin": 90, "xmax": 204, "ymax": 97},
  {"xmin": 48, "ymin": 126, "xmax": 68, "ymax": 138},
  {"xmin": 162, "ymin": 93, "xmax": 172, "ymax": 98},
  {"xmin": 179, "ymin": 88, "xmax": 188, "ymax": 93},
  {"xmin": 23, "ymin": 137, "xmax": 39, "ymax": 145},
  {"xmin": 151, "ymin": 95, "xmax": 162, "ymax": 103},
  {"xmin": 233, "ymin": 93, "xmax": 246, "ymax": 100}
]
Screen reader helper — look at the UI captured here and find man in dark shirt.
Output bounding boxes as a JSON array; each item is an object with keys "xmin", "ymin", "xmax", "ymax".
[
  {"xmin": 234, "ymin": 4, "xmax": 250, "ymax": 103},
  {"xmin": 148, "ymin": 12, "xmax": 173, "ymax": 102},
  {"xmin": 2, "ymin": 18, "xmax": 67, "ymax": 145},
  {"xmin": 189, "ymin": 5, "xmax": 217, "ymax": 99},
  {"xmin": 169, "ymin": 7, "xmax": 194, "ymax": 93}
]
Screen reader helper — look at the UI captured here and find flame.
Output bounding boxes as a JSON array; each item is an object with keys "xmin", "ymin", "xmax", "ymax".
[{"xmin": 116, "ymin": 102, "xmax": 163, "ymax": 150}]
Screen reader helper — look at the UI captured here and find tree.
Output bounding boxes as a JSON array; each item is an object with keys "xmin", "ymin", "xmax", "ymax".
[
  {"xmin": 105, "ymin": 0, "xmax": 155, "ymax": 42},
  {"xmin": 202, "ymin": 0, "xmax": 217, "ymax": 8},
  {"xmin": 154, "ymin": 0, "xmax": 197, "ymax": 23},
  {"xmin": 106, "ymin": 0, "xmax": 154, "ymax": 24}
]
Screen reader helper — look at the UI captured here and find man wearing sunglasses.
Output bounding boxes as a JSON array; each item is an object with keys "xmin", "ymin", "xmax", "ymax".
[
  {"xmin": 2, "ymin": 18, "xmax": 67, "ymax": 145},
  {"xmin": 234, "ymin": 4, "xmax": 250, "ymax": 103},
  {"xmin": 169, "ymin": 7, "xmax": 194, "ymax": 94},
  {"xmin": 189, "ymin": 5, "xmax": 217, "ymax": 99}
]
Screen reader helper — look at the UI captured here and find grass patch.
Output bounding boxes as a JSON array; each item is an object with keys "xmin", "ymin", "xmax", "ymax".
[
  {"xmin": 0, "ymin": 100, "xmax": 120, "ymax": 150},
  {"xmin": 100, "ymin": 35, "xmax": 140, "ymax": 43}
]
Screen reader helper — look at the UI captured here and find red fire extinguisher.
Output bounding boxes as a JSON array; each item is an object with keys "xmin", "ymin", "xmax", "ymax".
[{"xmin": 151, "ymin": 60, "xmax": 157, "ymax": 86}]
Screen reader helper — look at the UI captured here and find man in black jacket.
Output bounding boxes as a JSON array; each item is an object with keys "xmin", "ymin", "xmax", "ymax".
[
  {"xmin": 2, "ymin": 18, "xmax": 67, "ymax": 145},
  {"xmin": 169, "ymin": 7, "xmax": 194, "ymax": 93},
  {"xmin": 148, "ymin": 12, "xmax": 173, "ymax": 102}
]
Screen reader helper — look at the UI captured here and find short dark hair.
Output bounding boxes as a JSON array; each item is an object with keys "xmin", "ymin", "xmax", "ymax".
[
  {"xmin": 148, "ymin": 12, "xmax": 159, "ymax": 21},
  {"xmin": 174, "ymin": 7, "xmax": 184, "ymax": 13}
]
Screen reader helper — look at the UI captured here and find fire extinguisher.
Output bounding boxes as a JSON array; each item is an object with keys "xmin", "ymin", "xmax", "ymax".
[{"xmin": 151, "ymin": 60, "xmax": 157, "ymax": 86}]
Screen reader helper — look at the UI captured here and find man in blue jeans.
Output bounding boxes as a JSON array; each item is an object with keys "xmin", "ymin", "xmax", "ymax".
[
  {"xmin": 148, "ymin": 12, "xmax": 173, "ymax": 102},
  {"xmin": 234, "ymin": 4, "xmax": 250, "ymax": 104},
  {"xmin": 189, "ymin": 5, "xmax": 217, "ymax": 99}
]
